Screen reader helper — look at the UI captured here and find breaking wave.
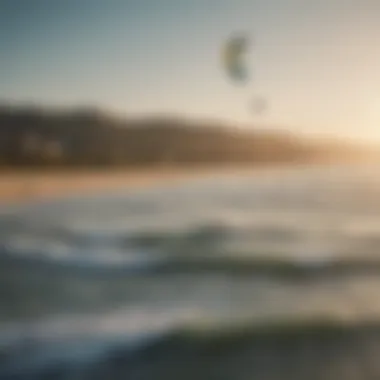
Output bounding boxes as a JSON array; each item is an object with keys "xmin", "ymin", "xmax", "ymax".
[{"xmin": 2, "ymin": 165, "xmax": 380, "ymax": 379}]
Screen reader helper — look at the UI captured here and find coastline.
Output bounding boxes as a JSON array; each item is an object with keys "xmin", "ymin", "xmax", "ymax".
[
  {"xmin": 0, "ymin": 166, "xmax": 268, "ymax": 204},
  {"xmin": 0, "ymin": 162, "xmax": 348, "ymax": 205}
]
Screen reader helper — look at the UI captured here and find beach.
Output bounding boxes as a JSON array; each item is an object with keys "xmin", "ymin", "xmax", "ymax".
[
  {"xmin": 0, "ymin": 167, "xmax": 226, "ymax": 204},
  {"xmin": 0, "ymin": 165, "xmax": 299, "ymax": 204}
]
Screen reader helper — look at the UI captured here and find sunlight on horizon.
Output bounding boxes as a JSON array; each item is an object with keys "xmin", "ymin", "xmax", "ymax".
[{"xmin": 1, "ymin": 1, "xmax": 380, "ymax": 143}]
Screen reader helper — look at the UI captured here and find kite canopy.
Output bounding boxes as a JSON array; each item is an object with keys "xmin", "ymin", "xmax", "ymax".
[
  {"xmin": 222, "ymin": 34, "xmax": 250, "ymax": 83},
  {"xmin": 221, "ymin": 32, "xmax": 269, "ymax": 116}
]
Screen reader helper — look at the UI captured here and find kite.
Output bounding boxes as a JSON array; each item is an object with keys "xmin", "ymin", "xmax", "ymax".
[{"xmin": 222, "ymin": 33, "xmax": 250, "ymax": 84}]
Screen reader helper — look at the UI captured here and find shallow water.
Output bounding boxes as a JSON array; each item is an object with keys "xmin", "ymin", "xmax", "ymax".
[{"xmin": 2, "ymin": 165, "xmax": 380, "ymax": 379}]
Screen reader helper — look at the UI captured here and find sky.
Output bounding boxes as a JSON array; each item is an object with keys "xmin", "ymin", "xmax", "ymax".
[{"xmin": 1, "ymin": 0, "xmax": 380, "ymax": 142}]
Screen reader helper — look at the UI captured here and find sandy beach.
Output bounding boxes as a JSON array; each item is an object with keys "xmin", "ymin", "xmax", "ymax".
[
  {"xmin": 0, "ymin": 164, "xmax": 325, "ymax": 205},
  {"xmin": 0, "ymin": 168, "xmax": 201, "ymax": 204},
  {"xmin": 0, "ymin": 166, "xmax": 264, "ymax": 204}
]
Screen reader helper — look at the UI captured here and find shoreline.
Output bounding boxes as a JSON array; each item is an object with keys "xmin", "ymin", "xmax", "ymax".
[
  {"xmin": 0, "ymin": 162, "xmax": 351, "ymax": 205},
  {"xmin": 0, "ymin": 165, "xmax": 266, "ymax": 204}
]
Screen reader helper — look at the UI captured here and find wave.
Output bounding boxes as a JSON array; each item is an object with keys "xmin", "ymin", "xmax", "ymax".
[
  {"xmin": 147, "ymin": 256, "xmax": 380, "ymax": 277},
  {"xmin": 3, "ymin": 203, "xmax": 380, "ymax": 276},
  {"xmin": 3, "ymin": 245, "xmax": 380, "ymax": 280},
  {"xmin": 2, "ymin": 312, "xmax": 380, "ymax": 380},
  {"xmin": 0, "ymin": 306, "xmax": 194, "ymax": 379},
  {"xmin": 0, "ymin": 219, "xmax": 373, "ymax": 274}
]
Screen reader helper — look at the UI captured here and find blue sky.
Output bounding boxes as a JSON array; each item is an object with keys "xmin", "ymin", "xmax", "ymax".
[{"xmin": 1, "ymin": 0, "xmax": 380, "ymax": 141}]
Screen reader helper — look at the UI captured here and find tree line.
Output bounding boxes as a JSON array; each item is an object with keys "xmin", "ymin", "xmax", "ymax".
[{"xmin": 0, "ymin": 104, "xmax": 363, "ymax": 169}]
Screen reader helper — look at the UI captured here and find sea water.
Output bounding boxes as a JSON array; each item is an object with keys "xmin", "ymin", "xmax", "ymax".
[{"xmin": 1, "ymin": 165, "xmax": 380, "ymax": 379}]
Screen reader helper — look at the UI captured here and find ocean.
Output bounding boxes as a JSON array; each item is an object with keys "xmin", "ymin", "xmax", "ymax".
[{"xmin": 1, "ymin": 165, "xmax": 380, "ymax": 379}]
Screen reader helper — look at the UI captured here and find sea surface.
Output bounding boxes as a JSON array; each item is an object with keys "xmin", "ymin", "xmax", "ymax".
[{"xmin": 2, "ymin": 165, "xmax": 380, "ymax": 379}]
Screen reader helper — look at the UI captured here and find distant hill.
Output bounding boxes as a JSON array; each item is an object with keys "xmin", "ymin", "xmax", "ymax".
[{"xmin": 0, "ymin": 104, "xmax": 368, "ymax": 169}]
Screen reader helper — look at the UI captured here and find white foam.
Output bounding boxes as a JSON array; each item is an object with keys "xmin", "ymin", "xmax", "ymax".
[{"xmin": 0, "ymin": 306, "xmax": 203, "ymax": 376}]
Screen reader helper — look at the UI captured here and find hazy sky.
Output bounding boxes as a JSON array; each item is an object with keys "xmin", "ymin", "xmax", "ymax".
[{"xmin": 1, "ymin": 0, "xmax": 380, "ymax": 141}]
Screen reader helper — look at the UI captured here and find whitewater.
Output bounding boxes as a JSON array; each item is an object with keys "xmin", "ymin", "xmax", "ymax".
[{"xmin": 2, "ymin": 165, "xmax": 380, "ymax": 379}]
